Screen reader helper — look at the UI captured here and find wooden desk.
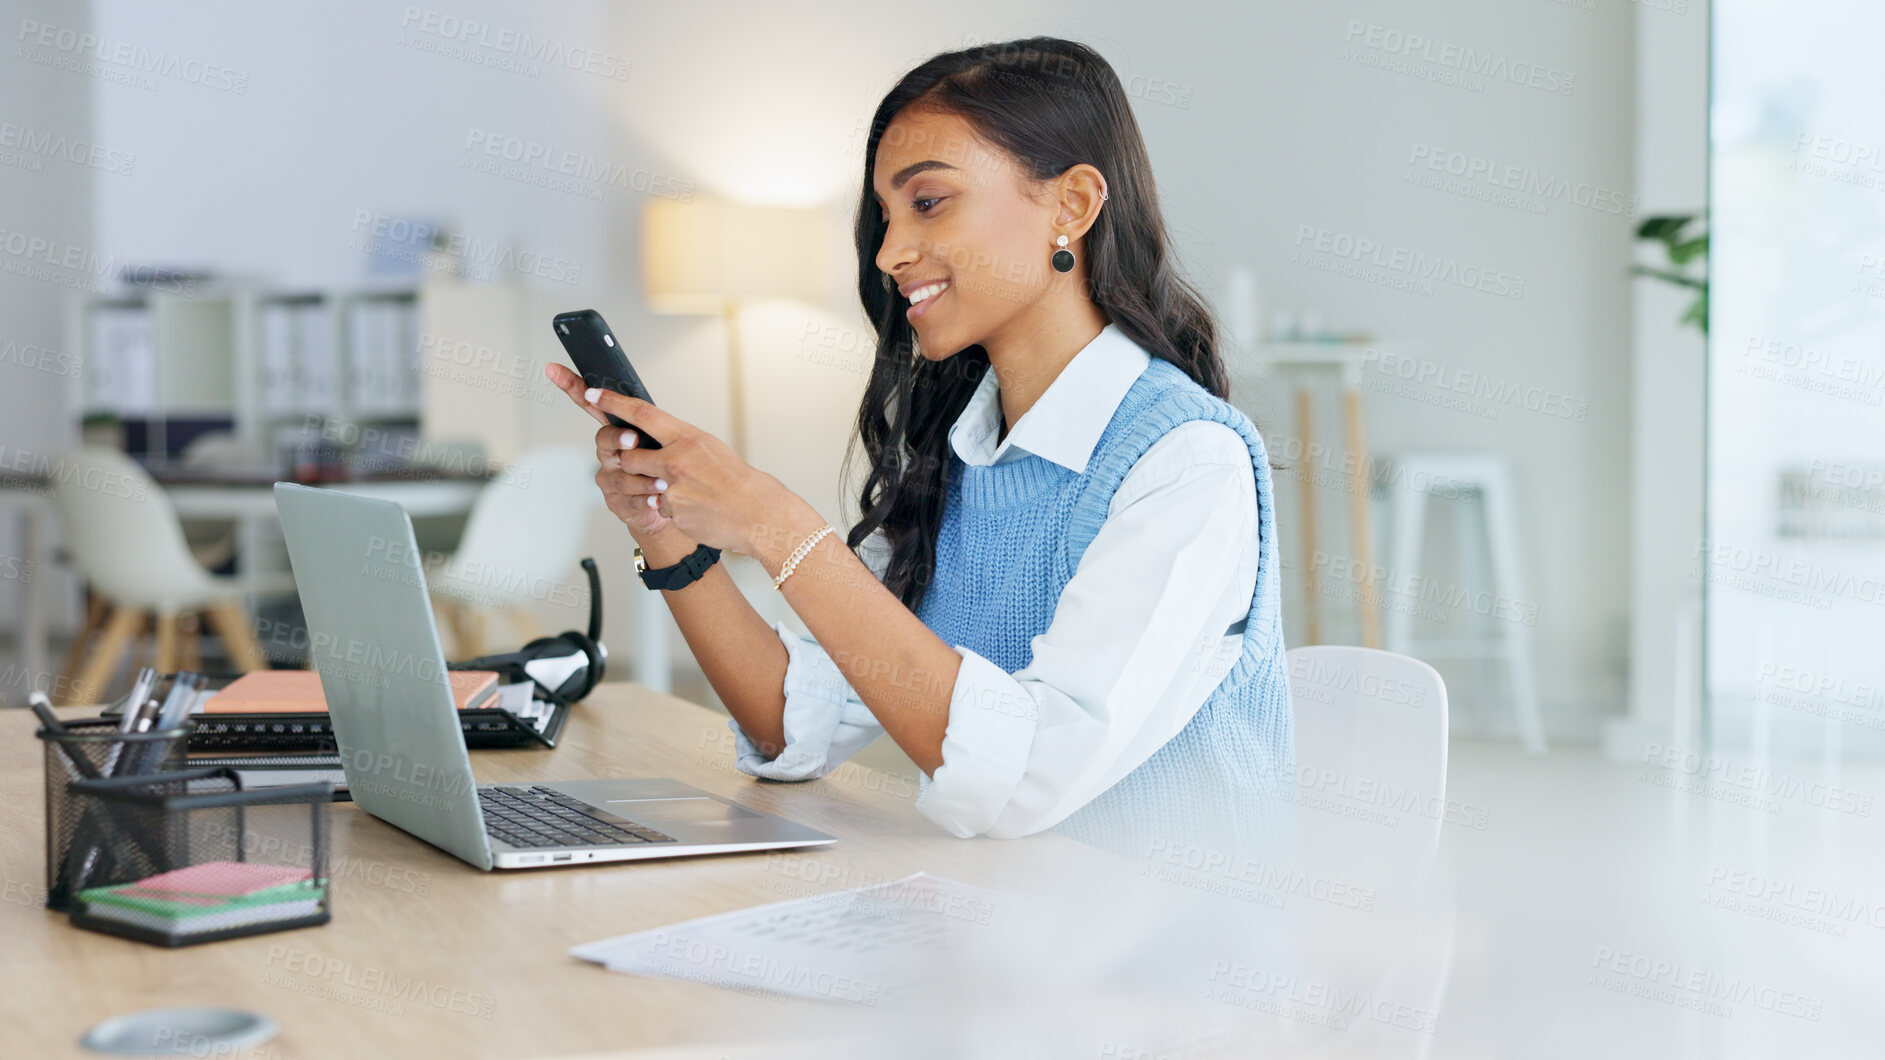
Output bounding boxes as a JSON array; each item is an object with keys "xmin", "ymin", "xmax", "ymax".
[{"xmin": 6, "ymin": 685, "xmax": 1272, "ymax": 1058}]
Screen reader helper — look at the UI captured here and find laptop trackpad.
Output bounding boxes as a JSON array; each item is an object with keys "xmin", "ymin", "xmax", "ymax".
[{"xmin": 609, "ymin": 797, "xmax": 762, "ymax": 826}]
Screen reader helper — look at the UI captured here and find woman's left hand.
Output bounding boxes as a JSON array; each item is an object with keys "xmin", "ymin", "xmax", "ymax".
[{"xmin": 578, "ymin": 385, "xmax": 787, "ymax": 556}]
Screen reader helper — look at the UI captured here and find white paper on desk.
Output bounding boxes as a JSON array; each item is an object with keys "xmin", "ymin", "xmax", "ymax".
[{"xmin": 570, "ymin": 872, "xmax": 1010, "ymax": 1005}]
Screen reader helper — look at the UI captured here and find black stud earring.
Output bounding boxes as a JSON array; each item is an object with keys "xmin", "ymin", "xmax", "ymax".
[{"xmin": 1051, "ymin": 234, "xmax": 1075, "ymax": 274}]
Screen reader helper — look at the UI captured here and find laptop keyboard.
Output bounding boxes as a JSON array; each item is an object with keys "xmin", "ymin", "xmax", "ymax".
[{"xmin": 479, "ymin": 785, "xmax": 676, "ymax": 849}]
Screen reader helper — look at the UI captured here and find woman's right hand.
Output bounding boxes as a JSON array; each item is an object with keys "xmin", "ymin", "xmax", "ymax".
[{"xmin": 545, "ymin": 363, "xmax": 674, "ymax": 540}]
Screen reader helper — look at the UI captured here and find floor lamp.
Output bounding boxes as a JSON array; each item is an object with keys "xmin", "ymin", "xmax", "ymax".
[
  {"xmin": 634, "ymin": 198, "xmax": 830, "ymax": 697},
  {"xmin": 641, "ymin": 198, "xmax": 829, "ymax": 460}
]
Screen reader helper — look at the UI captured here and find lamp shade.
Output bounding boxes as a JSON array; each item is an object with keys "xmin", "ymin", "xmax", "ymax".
[{"xmin": 642, "ymin": 198, "xmax": 830, "ymax": 313}]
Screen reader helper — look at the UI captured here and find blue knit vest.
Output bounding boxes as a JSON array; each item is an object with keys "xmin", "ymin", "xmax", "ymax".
[{"xmin": 915, "ymin": 355, "xmax": 1295, "ymax": 855}]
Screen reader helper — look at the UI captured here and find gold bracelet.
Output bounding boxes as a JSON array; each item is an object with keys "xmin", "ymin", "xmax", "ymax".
[{"xmin": 772, "ymin": 524, "xmax": 835, "ymax": 590}]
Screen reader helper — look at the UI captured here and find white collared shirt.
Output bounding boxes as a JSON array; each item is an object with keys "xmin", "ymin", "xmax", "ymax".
[{"xmin": 730, "ymin": 322, "xmax": 1260, "ymax": 839}]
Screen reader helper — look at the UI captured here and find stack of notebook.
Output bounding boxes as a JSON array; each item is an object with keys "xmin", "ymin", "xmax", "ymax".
[
  {"xmin": 74, "ymin": 861, "xmax": 327, "ymax": 940},
  {"xmin": 177, "ymin": 668, "xmax": 567, "ymax": 756}
]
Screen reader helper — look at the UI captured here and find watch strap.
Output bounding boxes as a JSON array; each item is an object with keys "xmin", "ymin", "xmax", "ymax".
[{"xmin": 637, "ymin": 542, "xmax": 721, "ymax": 592}]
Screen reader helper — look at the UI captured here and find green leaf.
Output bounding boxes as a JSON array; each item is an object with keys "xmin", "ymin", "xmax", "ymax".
[
  {"xmin": 1682, "ymin": 293, "xmax": 1708, "ymax": 334},
  {"xmin": 1630, "ymin": 265, "xmax": 1706, "ymax": 289},
  {"xmin": 1636, "ymin": 214, "xmax": 1693, "ymax": 243},
  {"xmin": 1668, "ymin": 236, "xmax": 1709, "ymax": 265}
]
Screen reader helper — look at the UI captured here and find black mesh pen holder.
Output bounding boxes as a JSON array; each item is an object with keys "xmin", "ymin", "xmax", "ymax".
[
  {"xmin": 59, "ymin": 767, "xmax": 333, "ymax": 947},
  {"xmin": 38, "ymin": 717, "xmax": 195, "ymax": 911}
]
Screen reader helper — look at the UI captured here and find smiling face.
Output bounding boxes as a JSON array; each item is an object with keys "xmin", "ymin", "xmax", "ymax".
[{"xmin": 871, "ymin": 106, "xmax": 1064, "ymax": 360}]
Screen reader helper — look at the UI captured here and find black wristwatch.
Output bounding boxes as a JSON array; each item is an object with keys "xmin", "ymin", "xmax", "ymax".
[{"xmin": 634, "ymin": 542, "xmax": 721, "ymax": 591}]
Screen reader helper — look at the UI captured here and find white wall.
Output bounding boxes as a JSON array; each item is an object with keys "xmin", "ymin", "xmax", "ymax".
[
  {"xmin": 79, "ymin": 0, "xmax": 1645, "ymax": 739},
  {"xmin": 0, "ymin": 1, "xmax": 90, "ymax": 454},
  {"xmin": 0, "ymin": 0, "xmax": 94, "ymax": 664},
  {"xmin": 1612, "ymin": 0, "xmax": 1709, "ymax": 759}
]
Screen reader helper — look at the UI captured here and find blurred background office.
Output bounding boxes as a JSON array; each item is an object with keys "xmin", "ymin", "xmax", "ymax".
[{"xmin": 0, "ymin": 0, "xmax": 1877, "ymax": 780}]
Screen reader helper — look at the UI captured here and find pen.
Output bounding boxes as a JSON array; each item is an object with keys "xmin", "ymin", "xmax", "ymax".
[
  {"xmin": 102, "ymin": 668, "xmax": 157, "ymax": 778},
  {"xmin": 129, "ymin": 672, "xmax": 194, "ymax": 776},
  {"xmin": 154, "ymin": 672, "xmax": 198, "ymax": 732},
  {"xmin": 30, "ymin": 693, "xmax": 101, "ymax": 781}
]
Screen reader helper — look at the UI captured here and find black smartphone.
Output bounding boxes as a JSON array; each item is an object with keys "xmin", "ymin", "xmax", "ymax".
[{"xmin": 552, "ymin": 308, "xmax": 662, "ymax": 449}]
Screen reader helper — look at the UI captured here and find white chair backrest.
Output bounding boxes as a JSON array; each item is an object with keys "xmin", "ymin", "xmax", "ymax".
[
  {"xmin": 432, "ymin": 446, "xmax": 602, "ymax": 607},
  {"xmin": 1287, "ymin": 645, "xmax": 1450, "ymax": 872},
  {"xmin": 50, "ymin": 448, "xmax": 218, "ymax": 612}
]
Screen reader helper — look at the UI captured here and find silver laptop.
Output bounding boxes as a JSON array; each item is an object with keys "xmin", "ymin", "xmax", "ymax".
[{"xmin": 273, "ymin": 482, "xmax": 835, "ymax": 870}]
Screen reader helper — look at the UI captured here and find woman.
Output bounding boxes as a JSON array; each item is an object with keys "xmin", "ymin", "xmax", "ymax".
[{"xmin": 546, "ymin": 36, "xmax": 1292, "ymax": 854}]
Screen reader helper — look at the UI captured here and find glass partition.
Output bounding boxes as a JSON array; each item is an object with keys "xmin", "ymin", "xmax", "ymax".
[{"xmin": 1709, "ymin": 0, "xmax": 1885, "ymax": 758}]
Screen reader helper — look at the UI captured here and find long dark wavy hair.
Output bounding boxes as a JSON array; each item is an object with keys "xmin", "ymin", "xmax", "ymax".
[{"xmin": 845, "ymin": 36, "xmax": 1232, "ymax": 614}]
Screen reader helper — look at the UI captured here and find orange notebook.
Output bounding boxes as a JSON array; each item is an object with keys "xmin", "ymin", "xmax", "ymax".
[{"xmin": 203, "ymin": 669, "xmax": 500, "ymax": 713}]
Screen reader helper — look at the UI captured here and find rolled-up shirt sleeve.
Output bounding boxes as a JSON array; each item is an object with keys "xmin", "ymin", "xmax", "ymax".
[
  {"xmin": 915, "ymin": 423, "xmax": 1259, "ymax": 839},
  {"xmin": 730, "ymin": 619, "xmax": 887, "ymax": 780}
]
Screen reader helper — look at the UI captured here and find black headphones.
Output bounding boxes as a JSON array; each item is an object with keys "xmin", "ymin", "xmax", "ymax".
[{"xmin": 448, "ymin": 558, "xmax": 607, "ymax": 707}]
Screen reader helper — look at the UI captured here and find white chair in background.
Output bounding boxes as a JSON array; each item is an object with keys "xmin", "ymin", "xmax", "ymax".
[
  {"xmin": 426, "ymin": 445, "xmax": 602, "ymax": 658},
  {"xmin": 50, "ymin": 448, "xmax": 276, "ymax": 705},
  {"xmin": 1287, "ymin": 644, "xmax": 1454, "ymax": 1059},
  {"xmin": 1380, "ymin": 451, "xmax": 1546, "ymax": 754}
]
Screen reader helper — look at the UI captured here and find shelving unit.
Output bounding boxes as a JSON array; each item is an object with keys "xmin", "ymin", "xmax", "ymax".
[{"xmin": 66, "ymin": 282, "xmax": 423, "ymax": 467}]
